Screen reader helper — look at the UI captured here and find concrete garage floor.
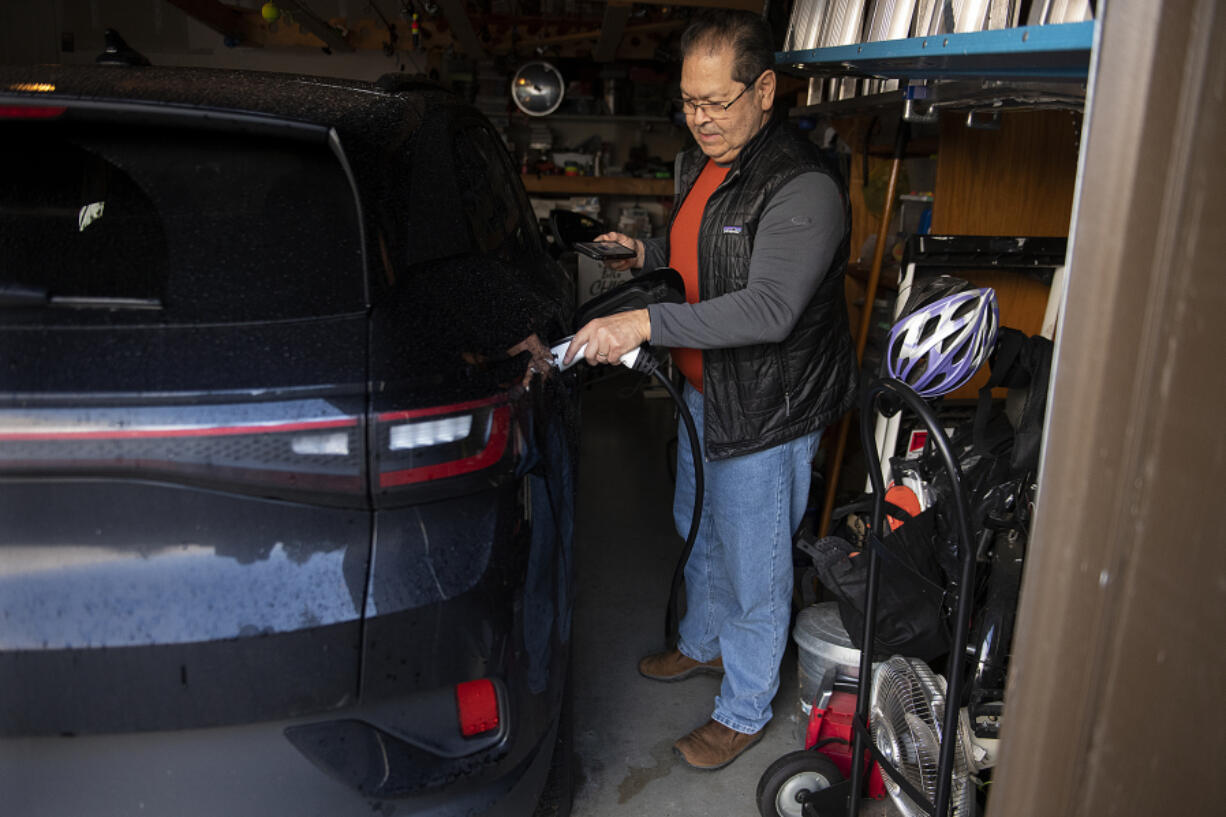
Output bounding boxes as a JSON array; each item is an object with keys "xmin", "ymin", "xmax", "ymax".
[{"xmin": 569, "ymin": 370, "xmax": 811, "ymax": 817}]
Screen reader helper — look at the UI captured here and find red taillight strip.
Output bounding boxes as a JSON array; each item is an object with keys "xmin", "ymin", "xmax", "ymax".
[
  {"xmin": 379, "ymin": 405, "xmax": 510, "ymax": 487},
  {"xmin": 377, "ymin": 395, "xmax": 504, "ymax": 423},
  {"xmin": 0, "ymin": 105, "xmax": 66, "ymax": 118},
  {"xmin": 0, "ymin": 416, "xmax": 357, "ymax": 442}
]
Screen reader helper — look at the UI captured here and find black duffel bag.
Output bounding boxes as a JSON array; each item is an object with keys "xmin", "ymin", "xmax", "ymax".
[{"xmin": 797, "ymin": 502, "xmax": 950, "ymax": 662}]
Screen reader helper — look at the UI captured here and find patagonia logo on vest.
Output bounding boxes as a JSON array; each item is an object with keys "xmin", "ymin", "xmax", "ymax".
[{"xmin": 722, "ymin": 225, "xmax": 743, "ymax": 235}]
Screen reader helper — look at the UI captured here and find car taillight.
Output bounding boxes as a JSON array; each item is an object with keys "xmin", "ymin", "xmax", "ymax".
[
  {"xmin": 0, "ymin": 399, "xmax": 365, "ymax": 499},
  {"xmin": 455, "ymin": 678, "xmax": 501, "ymax": 737},
  {"xmin": 0, "ymin": 104, "xmax": 66, "ymax": 118},
  {"xmin": 374, "ymin": 396, "xmax": 511, "ymax": 490}
]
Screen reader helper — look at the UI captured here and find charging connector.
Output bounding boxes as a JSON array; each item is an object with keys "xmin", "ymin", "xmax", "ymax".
[{"xmin": 549, "ymin": 336, "xmax": 655, "ymax": 373}]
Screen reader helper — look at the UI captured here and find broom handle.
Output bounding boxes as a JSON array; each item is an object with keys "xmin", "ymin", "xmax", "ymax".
[{"xmin": 818, "ymin": 120, "xmax": 909, "ymax": 537}]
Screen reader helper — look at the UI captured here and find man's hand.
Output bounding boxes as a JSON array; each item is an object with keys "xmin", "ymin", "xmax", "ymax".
[
  {"xmin": 563, "ymin": 309, "xmax": 651, "ymax": 367},
  {"xmin": 592, "ymin": 231, "xmax": 644, "ymax": 272},
  {"xmin": 507, "ymin": 333, "xmax": 553, "ymax": 391}
]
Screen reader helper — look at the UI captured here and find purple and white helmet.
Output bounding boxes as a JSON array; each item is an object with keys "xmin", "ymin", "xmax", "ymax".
[{"xmin": 885, "ymin": 288, "xmax": 999, "ymax": 398}]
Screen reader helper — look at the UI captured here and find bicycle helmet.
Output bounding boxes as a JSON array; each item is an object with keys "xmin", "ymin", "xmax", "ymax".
[
  {"xmin": 885, "ymin": 287, "xmax": 999, "ymax": 397},
  {"xmin": 897, "ymin": 274, "xmax": 971, "ymax": 316}
]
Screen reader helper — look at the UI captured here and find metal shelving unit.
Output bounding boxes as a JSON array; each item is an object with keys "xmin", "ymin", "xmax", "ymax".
[
  {"xmin": 777, "ymin": 20, "xmax": 1093, "ymax": 82},
  {"xmin": 777, "ymin": 20, "xmax": 1094, "ymax": 118},
  {"xmin": 778, "ymin": 13, "xmax": 1097, "ymax": 817}
]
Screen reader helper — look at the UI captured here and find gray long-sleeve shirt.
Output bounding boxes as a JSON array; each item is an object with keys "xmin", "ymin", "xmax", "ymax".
[{"xmin": 644, "ymin": 171, "xmax": 845, "ymax": 350}]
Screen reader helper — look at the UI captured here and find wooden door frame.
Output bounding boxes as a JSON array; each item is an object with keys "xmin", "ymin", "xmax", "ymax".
[{"xmin": 989, "ymin": 1, "xmax": 1226, "ymax": 814}]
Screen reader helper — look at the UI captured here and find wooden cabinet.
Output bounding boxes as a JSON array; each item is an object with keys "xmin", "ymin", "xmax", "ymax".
[{"xmin": 931, "ymin": 109, "xmax": 1081, "ymax": 237}]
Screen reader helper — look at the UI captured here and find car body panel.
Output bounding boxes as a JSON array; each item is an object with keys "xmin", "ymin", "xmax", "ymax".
[
  {"xmin": 0, "ymin": 701, "xmax": 557, "ymax": 817},
  {"xmin": 0, "ymin": 480, "xmax": 369, "ymax": 735},
  {"xmin": 0, "ymin": 63, "xmax": 577, "ymax": 815}
]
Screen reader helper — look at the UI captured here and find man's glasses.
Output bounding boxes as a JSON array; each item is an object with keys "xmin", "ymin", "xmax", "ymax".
[{"xmin": 675, "ymin": 71, "xmax": 765, "ymax": 119}]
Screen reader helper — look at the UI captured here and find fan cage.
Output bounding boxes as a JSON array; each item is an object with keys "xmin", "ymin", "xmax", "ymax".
[{"xmin": 869, "ymin": 656, "xmax": 975, "ymax": 817}]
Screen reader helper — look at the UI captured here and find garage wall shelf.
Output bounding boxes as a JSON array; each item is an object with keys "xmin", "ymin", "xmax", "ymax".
[
  {"xmin": 786, "ymin": 79, "xmax": 1090, "ymax": 119},
  {"xmin": 525, "ymin": 113, "xmax": 676, "ymax": 126},
  {"xmin": 776, "ymin": 20, "xmax": 1094, "ymax": 82},
  {"xmin": 520, "ymin": 175, "xmax": 673, "ymax": 196},
  {"xmin": 802, "ymin": 19, "xmax": 1094, "ymax": 545}
]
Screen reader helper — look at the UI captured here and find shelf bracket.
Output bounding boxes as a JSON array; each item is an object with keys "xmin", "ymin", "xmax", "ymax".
[
  {"xmin": 966, "ymin": 109, "xmax": 1003, "ymax": 129},
  {"xmin": 903, "ymin": 97, "xmax": 937, "ymax": 123}
]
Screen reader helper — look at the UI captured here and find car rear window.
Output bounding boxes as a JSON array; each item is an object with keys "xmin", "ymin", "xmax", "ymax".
[
  {"xmin": 452, "ymin": 123, "xmax": 537, "ymax": 264},
  {"xmin": 0, "ymin": 121, "xmax": 364, "ymax": 325},
  {"xmin": 400, "ymin": 113, "xmax": 540, "ymax": 271}
]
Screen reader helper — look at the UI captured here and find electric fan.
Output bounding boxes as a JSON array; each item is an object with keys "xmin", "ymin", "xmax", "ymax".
[{"xmin": 869, "ymin": 656, "xmax": 975, "ymax": 817}]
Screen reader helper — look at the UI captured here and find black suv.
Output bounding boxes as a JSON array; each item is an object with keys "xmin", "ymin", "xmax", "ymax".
[{"xmin": 0, "ymin": 64, "xmax": 578, "ymax": 816}]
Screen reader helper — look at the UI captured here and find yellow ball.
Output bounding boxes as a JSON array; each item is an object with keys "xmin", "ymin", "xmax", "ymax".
[{"xmin": 261, "ymin": 3, "xmax": 280, "ymax": 23}]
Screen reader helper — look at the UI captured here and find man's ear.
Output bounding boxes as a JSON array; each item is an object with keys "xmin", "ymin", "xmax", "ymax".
[{"xmin": 758, "ymin": 69, "xmax": 776, "ymax": 111}]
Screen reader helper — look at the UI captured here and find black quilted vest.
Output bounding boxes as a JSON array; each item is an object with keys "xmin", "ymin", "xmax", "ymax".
[{"xmin": 668, "ymin": 116, "xmax": 857, "ymax": 460}]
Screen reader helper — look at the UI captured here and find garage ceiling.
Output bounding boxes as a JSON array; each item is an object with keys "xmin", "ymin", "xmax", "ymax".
[{"xmin": 162, "ymin": 0, "xmax": 761, "ymax": 62}]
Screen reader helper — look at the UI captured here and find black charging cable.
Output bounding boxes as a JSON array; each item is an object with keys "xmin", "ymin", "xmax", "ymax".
[{"xmin": 627, "ymin": 347, "xmax": 703, "ymax": 648}]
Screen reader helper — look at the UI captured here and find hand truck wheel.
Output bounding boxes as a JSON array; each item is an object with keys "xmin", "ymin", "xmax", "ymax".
[{"xmin": 756, "ymin": 750, "xmax": 844, "ymax": 817}]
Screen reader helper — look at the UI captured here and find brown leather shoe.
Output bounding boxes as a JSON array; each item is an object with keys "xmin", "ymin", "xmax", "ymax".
[
  {"xmin": 673, "ymin": 719, "xmax": 763, "ymax": 770},
  {"xmin": 637, "ymin": 649, "xmax": 724, "ymax": 682}
]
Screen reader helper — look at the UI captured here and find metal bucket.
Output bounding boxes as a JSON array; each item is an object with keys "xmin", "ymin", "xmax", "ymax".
[{"xmin": 792, "ymin": 602, "xmax": 869, "ymax": 715}]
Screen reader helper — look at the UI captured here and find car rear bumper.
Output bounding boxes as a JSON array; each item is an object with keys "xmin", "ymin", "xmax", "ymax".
[
  {"xmin": 0, "ymin": 479, "xmax": 570, "ymax": 816},
  {"xmin": 0, "ymin": 678, "xmax": 559, "ymax": 817}
]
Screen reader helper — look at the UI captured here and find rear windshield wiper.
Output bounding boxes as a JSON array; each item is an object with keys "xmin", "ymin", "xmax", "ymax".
[
  {"xmin": 0, "ymin": 284, "xmax": 162, "ymax": 310},
  {"xmin": 50, "ymin": 296, "xmax": 162, "ymax": 310},
  {"xmin": 0, "ymin": 282, "xmax": 49, "ymax": 306}
]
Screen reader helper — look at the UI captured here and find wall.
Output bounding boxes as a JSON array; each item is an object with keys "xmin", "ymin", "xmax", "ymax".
[
  {"xmin": 0, "ymin": 1, "xmax": 58, "ymax": 65},
  {"xmin": 932, "ymin": 109, "xmax": 1081, "ymax": 237}
]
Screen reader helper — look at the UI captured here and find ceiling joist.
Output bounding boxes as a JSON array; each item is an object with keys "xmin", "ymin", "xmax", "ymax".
[
  {"xmin": 278, "ymin": 0, "xmax": 355, "ymax": 52},
  {"xmin": 162, "ymin": 0, "xmax": 259, "ymax": 44},
  {"xmin": 630, "ymin": 0, "xmax": 763, "ymax": 9},
  {"xmin": 594, "ymin": 2, "xmax": 632, "ymax": 62},
  {"xmin": 435, "ymin": 0, "xmax": 488, "ymax": 59},
  {"xmin": 160, "ymin": 0, "xmax": 698, "ymax": 59}
]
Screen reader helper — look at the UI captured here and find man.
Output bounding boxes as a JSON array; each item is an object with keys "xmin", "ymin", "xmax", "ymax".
[{"xmin": 563, "ymin": 10, "xmax": 856, "ymax": 770}]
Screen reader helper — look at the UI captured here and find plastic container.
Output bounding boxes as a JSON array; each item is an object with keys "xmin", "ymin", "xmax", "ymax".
[{"xmin": 792, "ymin": 602, "xmax": 870, "ymax": 715}]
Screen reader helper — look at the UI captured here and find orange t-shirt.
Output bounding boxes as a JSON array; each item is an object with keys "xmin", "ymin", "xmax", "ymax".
[{"xmin": 668, "ymin": 159, "xmax": 730, "ymax": 393}]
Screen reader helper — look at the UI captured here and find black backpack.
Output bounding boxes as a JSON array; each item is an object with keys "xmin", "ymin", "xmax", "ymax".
[{"xmin": 974, "ymin": 326, "xmax": 1054, "ymax": 475}]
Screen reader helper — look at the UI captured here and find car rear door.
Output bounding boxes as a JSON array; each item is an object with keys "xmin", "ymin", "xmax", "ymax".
[
  {"xmin": 0, "ymin": 106, "xmax": 373, "ymax": 735},
  {"xmin": 359, "ymin": 103, "xmax": 577, "ymax": 704}
]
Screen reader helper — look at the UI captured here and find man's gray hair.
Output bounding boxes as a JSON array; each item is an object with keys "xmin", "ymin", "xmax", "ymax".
[{"xmin": 679, "ymin": 9, "xmax": 775, "ymax": 87}]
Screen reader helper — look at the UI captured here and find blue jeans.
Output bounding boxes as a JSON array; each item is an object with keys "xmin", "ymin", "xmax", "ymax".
[{"xmin": 673, "ymin": 383, "xmax": 820, "ymax": 734}]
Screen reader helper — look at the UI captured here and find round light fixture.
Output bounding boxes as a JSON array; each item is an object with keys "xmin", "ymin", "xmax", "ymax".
[{"xmin": 511, "ymin": 61, "xmax": 565, "ymax": 117}]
